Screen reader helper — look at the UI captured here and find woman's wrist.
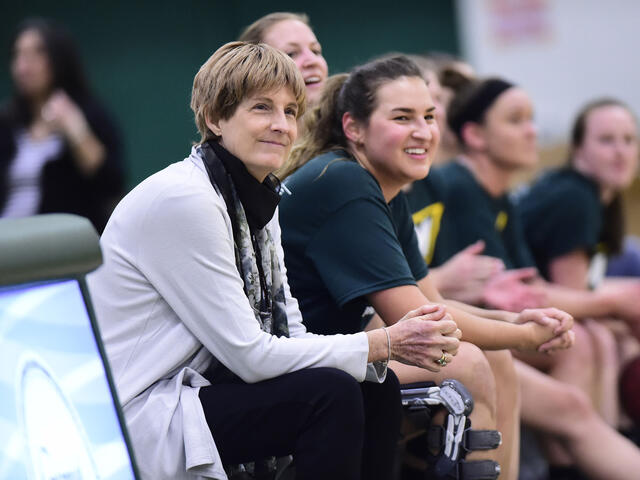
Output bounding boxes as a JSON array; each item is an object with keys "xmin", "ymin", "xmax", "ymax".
[
  {"xmin": 486, "ymin": 319, "xmax": 532, "ymax": 351},
  {"xmin": 383, "ymin": 327, "xmax": 391, "ymax": 364},
  {"xmin": 514, "ymin": 321, "xmax": 537, "ymax": 351},
  {"xmin": 497, "ymin": 309, "xmax": 519, "ymax": 323},
  {"xmin": 366, "ymin": 328, "xmax": 390, "ymax": 363},
  {"xmin": 66, "ymin": 116, "xmax": 91, "ymax": 145}
]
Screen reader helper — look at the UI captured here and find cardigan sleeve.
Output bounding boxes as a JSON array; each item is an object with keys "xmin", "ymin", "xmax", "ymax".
[{"xmin": 136, "ymin": 183, "xmax": 372, "ymax": 383}]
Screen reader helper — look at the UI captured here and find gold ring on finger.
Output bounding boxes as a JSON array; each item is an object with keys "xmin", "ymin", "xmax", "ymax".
[{"xmin": 436, "ymin": 352, "xmax": 447, "ymax": 366}]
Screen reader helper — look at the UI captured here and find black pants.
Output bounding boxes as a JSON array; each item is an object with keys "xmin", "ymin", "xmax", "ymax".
[{"xmin": 199, "ymin": 367, "xmax": 401, "ymax": 480}]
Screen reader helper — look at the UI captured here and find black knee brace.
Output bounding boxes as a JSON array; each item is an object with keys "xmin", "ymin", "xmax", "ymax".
[{"xmin": 401, "ymin": 379, "xmax": 502, "ymax": 480}]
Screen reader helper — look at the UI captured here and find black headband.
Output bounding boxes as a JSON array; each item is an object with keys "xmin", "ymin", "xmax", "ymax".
[{"xmin": 448, "ymin": 78, "xmax": 515, "ymax": 139}]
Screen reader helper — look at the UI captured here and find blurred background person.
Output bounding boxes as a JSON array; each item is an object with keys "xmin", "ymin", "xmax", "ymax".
[
  {"xmin": 607, "ymin": 236, "xmax": 640, "ymax": 277},
  {"xmin": 423, "ymin": 76, "xmax": 640, "ymax": 478},
  {"xmin": 520, "ymin": 98, "xmax": 640, "ymax": 291},
  {"xmin": 0, "ymin": 18, "xmax": 124, "ymax": 233},
  {"xmin": 519, "ymin": 97, "xmax": 640, "ymax": 434},
  {"xmin": 427, "ymin": 52, "xmax": 475, "ymax": 166}
]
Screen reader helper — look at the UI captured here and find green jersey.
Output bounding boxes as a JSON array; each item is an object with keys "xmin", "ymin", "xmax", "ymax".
[
  {"xmin": 279, "ymin": 150, "xmax": 428, "ymax": 335},
  {"xmin": 518, "ymin": 167, "xmax": 604, "ymax": 280},
  {"xmin": 427, "ymin": 162, "xmax": 535, "ymax": 269},
  {"xmin": 406, "ymin": 167, "xmax": 449, "ymax": 265}
]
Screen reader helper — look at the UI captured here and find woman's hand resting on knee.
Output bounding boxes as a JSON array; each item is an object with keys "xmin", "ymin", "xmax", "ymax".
[{"xmin": 366, "ymin": 304, "xmax": 461, "ymax": 373}]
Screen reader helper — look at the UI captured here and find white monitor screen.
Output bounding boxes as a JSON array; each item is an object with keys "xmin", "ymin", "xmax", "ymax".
[{"xmin": 0, "ymin": 279, "xmax": 137, "ymax": 480}]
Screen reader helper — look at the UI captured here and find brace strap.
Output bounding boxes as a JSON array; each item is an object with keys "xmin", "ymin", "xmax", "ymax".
[
  {"xmin": 458, "ymin": 459, "xmax": 501, "ymax": 480},
  {"xmin": 428, "ymin": 424, "xmax": 502, "ymax": 453}
]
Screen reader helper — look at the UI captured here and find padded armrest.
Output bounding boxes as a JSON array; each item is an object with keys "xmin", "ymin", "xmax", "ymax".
[{"xmin": 0, "ymin": 214, "xmax": 102, "ymax": 286}]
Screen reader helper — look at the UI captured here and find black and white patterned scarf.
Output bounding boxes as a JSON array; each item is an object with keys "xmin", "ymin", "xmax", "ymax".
[
  {"xmin": 197, "ymin": 142, "xmax": 290, "ymax": 339},
  {"xmin": 196, "ymin": 141, "xmax": 292, "ymax": 477}
]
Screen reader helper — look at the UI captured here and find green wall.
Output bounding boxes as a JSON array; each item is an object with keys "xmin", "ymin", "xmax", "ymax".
[{"xmin": 1, "ymin": 1, "xmax": 459, "ymax": 189}]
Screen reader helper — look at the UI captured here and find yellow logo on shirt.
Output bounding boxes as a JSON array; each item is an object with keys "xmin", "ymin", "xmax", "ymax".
[
  {"xmin": 412, "ymin": 202, "xmax": 444, "ymax": 265},
  {"xmin": 495, "ymin": 211, "xmax": 508, "ymax": 232}
]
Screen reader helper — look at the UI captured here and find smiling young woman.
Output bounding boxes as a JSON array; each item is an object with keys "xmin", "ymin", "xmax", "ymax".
[
  {"xmin": 239, "ymin": 12, "xmax": 329, "ymax": 107},
  {"xmin": 342, "ymin": 74, "xmax": 439, "ymax": 201},
  {"xmin": 278, "ymin": 56, "xmax": 574, "ymax": 480}
]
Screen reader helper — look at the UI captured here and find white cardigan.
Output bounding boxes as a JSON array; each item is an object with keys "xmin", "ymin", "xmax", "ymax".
[{"xmin": 87, "ymin": 150, "xmax": 383, "ymax": 480}]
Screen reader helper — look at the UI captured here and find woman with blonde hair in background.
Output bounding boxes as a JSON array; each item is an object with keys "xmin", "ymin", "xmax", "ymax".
[{"xmin": 239, "ymin": 12, "xmax": 328, "ymax": 108}]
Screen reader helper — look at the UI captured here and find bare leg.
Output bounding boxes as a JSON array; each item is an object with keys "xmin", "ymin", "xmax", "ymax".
[
  {"xmin": 584, "ymin": 319, "xmax": 620, "ymax": 427},
  {"xmin": 517, "ymin": 360, "xmax": 640, "ymax": 480},
  {"xmin": 516, "ymin": 323, "xmax": 596, "ymax": 400},
  {"xmin": 485, "ymin": 350, "xmax": 519, "ymax": 480},
  {"xmin": 515, "ymin": 321, "xmax": 622, "ymax": 425},
  {"xmin": 545, "ymin": 323, "xmax": 595, "ymax": 395}
]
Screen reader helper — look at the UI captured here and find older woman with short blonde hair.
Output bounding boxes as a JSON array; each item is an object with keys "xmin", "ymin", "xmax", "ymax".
[{"xmin": 88, "ymin": 41, "xmax": 459, "ymax": 480}]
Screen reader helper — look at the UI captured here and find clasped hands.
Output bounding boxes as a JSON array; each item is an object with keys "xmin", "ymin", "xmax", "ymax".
[
  {"xmin": 385, "ymin": 303, "xmax": 461, "ymax": 373},
  {"xmin": 513, "ymin": 308, "xmax": 575, "ymax": 354}
]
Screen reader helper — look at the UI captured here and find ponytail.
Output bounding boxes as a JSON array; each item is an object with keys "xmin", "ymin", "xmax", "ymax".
[{"xmin": 278, "ymin": 73, "xmax": 349, "ymax": 179}]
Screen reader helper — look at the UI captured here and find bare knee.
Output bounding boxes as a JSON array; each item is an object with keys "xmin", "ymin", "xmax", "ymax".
[
  {"xmin": 486, "ymin": 349, "xmax": 519, "ymax": 405},
  {"xmin": 446, "ymin": 342, "xmax": 497, "ymax": 415},
  {"xmin": 485, "ymin": 349, "xmax": 517, "ymax": 384},
  {"xmin": 585, "ymin": 320, "xmax": 619, "ymax": 364},
  {"xmin": 555, "ymin": 322, "xmax": 595, "ymax": 366},
  {"xmin": 551, "ymin": 384, "xmax": 596, "ymax": 438}
]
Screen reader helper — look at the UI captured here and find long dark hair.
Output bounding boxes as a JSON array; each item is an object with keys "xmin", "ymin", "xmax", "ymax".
[
  {"xmin": 280, "ymin": 55, "xmax": 422, "ymax": 179},
  {"xmin": 569, "ymin": 98, "xmax": 634, "ymax": 255},
  {"xmin": 5, "ymin": 18, "xmax": 91, "ymax": 126}
]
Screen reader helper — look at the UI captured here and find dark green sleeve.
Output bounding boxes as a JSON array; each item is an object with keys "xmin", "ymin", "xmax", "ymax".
[
  {"xmin": 432, "ymin": 190, "xmax": 518, "ymax": 267},
  {"xmin": 548, "ymin": 193, "xmax": 600, "ymax": 257},
  {"xmin": 306, "ymin": 196, "xmax": 418, "ymax": 308},
  {"xmin": 520, "ymin": 182, "xmax": 601, "ymax": 274},
  {"xmin": 502, "ymin": 203, "xmax": 536, "ymax": 269}
]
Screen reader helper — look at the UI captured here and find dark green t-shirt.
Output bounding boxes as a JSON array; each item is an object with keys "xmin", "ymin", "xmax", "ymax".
[
  {"xmin": 279, "ymin": 150, "xmax": 429, "ymax": 335},
  {"xmin": 518, "ymin": 167, "xmax": 603, "ymax": 279},
  {"xmin": 429, "ymin": 162, "xmax": 535, "ymax": 269},
  {"xmin": 406, "ymin": 167, "xmax": 449, "ymax": 265}
]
